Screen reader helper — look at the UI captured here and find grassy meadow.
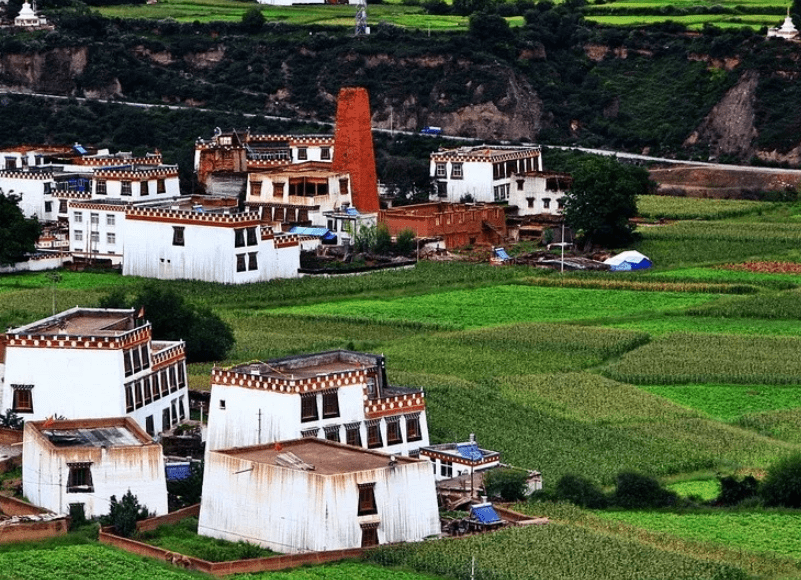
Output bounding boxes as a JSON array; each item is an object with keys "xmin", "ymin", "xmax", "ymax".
[{"xmin": 8, "ymin": 195, "xmax": 801, "ymax": 578}]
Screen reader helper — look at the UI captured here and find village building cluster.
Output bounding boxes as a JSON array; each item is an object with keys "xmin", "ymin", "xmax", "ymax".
[{"xmin": 0, "ymin": 87, "xmax": 548, "ymax": 556}]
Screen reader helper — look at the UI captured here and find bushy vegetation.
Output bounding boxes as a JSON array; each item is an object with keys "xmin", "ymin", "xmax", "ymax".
[
  {"xmin": 101, "ymin": 490, "xmax": 152, "ymax": 538},
  {"xmin": 637, "ymin": 196, "xmax": 772, "ymax": 221}
]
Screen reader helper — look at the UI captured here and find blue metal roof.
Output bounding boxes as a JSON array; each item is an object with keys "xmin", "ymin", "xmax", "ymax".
[
  {"xmin": 346, "ymin": 207, "xmax": 360, "ymax": 216},
  {"xmin": 456, "ymin": 443, "xmax": 483, "ymax": 461},
  {"xmin": 165, "ymin": 463, "xmax": 192, "ymax": 481},
  {"xmin": 471, "ymin": 504, "xmax": 501, "ymax": 524},
  {"xmin": 288, "ymin": 226, "xmax": 336, "ymax": 240}
]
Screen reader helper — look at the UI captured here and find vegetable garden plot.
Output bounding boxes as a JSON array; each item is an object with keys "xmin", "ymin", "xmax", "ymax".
[
  {"xmin": 637, "ymin": 196, "xmax": 771, "ymax": 221},
  {"xmin": 604, "ymin": 332, "xmax": 801, "ymax": 385},
  {"xmin": 642, "ymin": 384, "xmax": 801, "ymax": 421}
]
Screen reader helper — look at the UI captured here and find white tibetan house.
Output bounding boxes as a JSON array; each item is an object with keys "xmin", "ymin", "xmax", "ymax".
[
  {"xmin": 23, "ymin": 417, "xmax": 168, "ymax": 518},
  {"xmin": 205, "ymin": 350, "xmax": 429, "ymax": 457},
  {"xmin": 14, "ymin": 1, "xmax": 48, "ymax": 28},
  {"xmin": 1, "ymin": 307, "xmax": 189, "ymax": 436},
  {"xmin": 198, "ymin": 438, "xmax": 439, "ymax": 552}
]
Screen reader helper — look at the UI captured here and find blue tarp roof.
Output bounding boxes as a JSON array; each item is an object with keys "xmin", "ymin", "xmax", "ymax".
[
  {"xmin": 494, "ymin": 248, "xmax": 511, "ymax": 261},
  {"xmin": 288, "ymin": 227, "xmax": 337, "ymax": 241},
  {"xmin": 456, "ymin": 443, "xmax": 483, "ymax": 461},
  {"xmin": 165, "ymin": 463, "xmax": 192, "ymax": 481},
  {"xmin": 471, "ymin": 504, "xmax": 501, "ymax": 524},
  {"xmin": 345, "ymin": 207, "xmax": 360, "ymax": 216}
]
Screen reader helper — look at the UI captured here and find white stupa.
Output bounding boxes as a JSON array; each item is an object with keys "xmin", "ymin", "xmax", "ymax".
[
  {"xmin": 14, "ymin": 0, "xmax": 48, "ymax": 28},
  {"xmin": 767, "ymin": 8, "xmax": 799, "ymax": 40}
]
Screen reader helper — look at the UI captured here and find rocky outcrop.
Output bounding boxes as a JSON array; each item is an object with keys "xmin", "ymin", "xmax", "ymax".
[
  {"xmin": 0, "ymin": 47, "xmax": 88, "ymax": 95},
  {"xmin": 684, "ymin": 70, "xmax": 759, "ymax": 160}
]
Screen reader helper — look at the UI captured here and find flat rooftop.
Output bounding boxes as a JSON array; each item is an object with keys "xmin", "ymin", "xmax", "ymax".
[
  {"xmin": 230, "ymin": 350, "xmax": 381, "ymax": 381},
  {"xmin": 9, "ymin": 307, "xmax": 135, "ymax": 337},
  {"xmin": 29, "ymin": 417, "xmax": 151, "ymax": 448},
  {"xmin": 219, "ymin": 438, "xmax": 415, "ymax": 475}
]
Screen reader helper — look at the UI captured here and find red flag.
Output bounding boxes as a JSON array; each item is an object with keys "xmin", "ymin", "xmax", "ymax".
[{"xmin": 42, "ymin": 415, "xmax": 55, "ymax": 428}]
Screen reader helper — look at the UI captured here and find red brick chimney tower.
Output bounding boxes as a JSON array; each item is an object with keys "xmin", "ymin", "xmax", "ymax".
[{"xmin": 332, "ymin": 87, "xmax": 380, "ymax": 213}]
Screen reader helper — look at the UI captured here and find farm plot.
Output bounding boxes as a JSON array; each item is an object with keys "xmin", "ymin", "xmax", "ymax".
[
  {"xmin": 651, "ymin": 266, "xmax": 801, "ymax": 289},
  {"xmin": 602, "ymin": 315, "xmax": 801, "ymax": 337},
  {"xmin": 637, "ymin": 196, "xmax": 771, "ymax": 221},
  {"xmin": 413, "ymin": 372, "xmax": 790, "ymax": 483},
  {"xmin": 735, "ymin": 408, "xmax": 801, "ymax": 445},
  {"xmin": 365, "ymin": 521, "xmax": 747, "ymax": 580},
  {"xmin": 667, "ymin": 479, "xmax": 720, "ymax": 501},
  {"xmin": 604, "ymin": 332, "xmax": 801, "ymax": 385},
  {"xmin": 381, "ymin": 323, "xmax": 649, "ymax": 380},
  {"xmin": 587, "ymin": 13, "xmax": 779, "ymax": 29},
  {"xmin": 686, "ymin": 288, "xmax": 801, "ymax": 319},
  {"xmin": 637, "ymin": 221, "xmax": 801, "ymax": 267},
  {"xmin": 270, "ymin": 285, "xmax": 721, "ymax": 329},
  {"xmin": 594, "ymin": 511, "xmax": 801, "ymax": 561},
  {"xmin": 641, "ymin": 384, "xmax": 801, "ymax": 421},
  {"xmin": 498, "ymin": 372, "xmax": 699, "ymax": 424}
]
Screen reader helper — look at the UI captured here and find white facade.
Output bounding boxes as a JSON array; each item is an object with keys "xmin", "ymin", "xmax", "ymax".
[
  {"xmin": 206, "ymin": 350, "xmax": 430, "ymax": 458},
  {"xmin": 68, "ymin": 202, "xmax": 127, "ymax": 265},
  {"xmin": 507, "ymin": 172, "xmax": 572, "ymax": 216},
  {"xmin": 768, "ymin": 12, "xmax": 799, "ymax": 39},
  {"xmin": 430, "ymin": 145, "xmax": 543, "ymax": 204},
  {"xmin": 198, "ymin": 438, "xmax": 439, "ymax": 552},
  {"xmin": 1, "ymin": 307, "xmax": 189, "ymax": 436},
  {"xmin": 23, "ymin": 417, "xmax": 168, "ymax": 518},
  {"xmin": 323, "ymin": 206, "xmax": 378, "ymax": 246},
  {"xmin": 121, "ymin": 207, "xmax": 301, "ymax": 283},
  {"xmin": 92, "ymin": 164, "xmax": 180, "ymax": 202}
]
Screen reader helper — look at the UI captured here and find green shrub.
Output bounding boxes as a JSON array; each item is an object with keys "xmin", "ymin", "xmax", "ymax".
[
  {"xmin": 102, "ymin": 490, "xmax": 152, "ymax": 538},
  {"xmin": 760, "ymin": 453, "xmax": 801, "ymax": 508},
  {"xmin": 484, "ymin": 468, "xmax": 529, "ymax": 501},
  {"xmin": 611, "ymin": 471, "xmax": 677, "ymax": 508},
  {"xmin": 554, "ymin": 474, "xmax": 608, "ymax": 508}
]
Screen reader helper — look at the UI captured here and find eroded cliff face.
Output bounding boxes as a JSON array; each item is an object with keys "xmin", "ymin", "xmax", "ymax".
[{"xmin": 0, "ymin": 47, "xmax": 88, "ymax": 94}]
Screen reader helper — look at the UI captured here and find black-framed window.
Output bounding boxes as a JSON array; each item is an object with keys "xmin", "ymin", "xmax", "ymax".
[
  {"xmin": 297, "ymin": 147, "xmax": 307, "ymax": 160},
  {"xmin": 11, "ymin": 385, "xmax": 33, "ymax": 414},
  {"xmin": 360, "ymin": 523, "xmax": 379, "ymax": 547},
  {"xmin": 143, "ymin": 377, "xmax": 152, "ymax": 404},
  {"xmin": 246, "ymin": 227, "xmax": 257, "ymax": 246},
  {"xmin": 248, "ymin": 252, "xmax": 258, "ymax": 271},
  {"xmin": 145, "ymin": 415, "xmax": 154, "ymax": 436},
  {"xmin": 324, "ymin": 425, "xmax": 340, "ymax": 443},
  {"xmin": 132, "ymin": 348, "xmax": 142, "ymax": 374},
  {"xmin": 141, "ymin": 344, "xmax": 150, "ymax": 369},
  {"xmin": 301, "ymin": 394, "xmax": 318, "ymax": 422},
  {"xmin": 157, "ymin": 179, "xmax": 166, "ymax": 194},
  {"xmin": 386, "ymin": 419, "xmax": 402, "ymax": 445},
  {"xmin": 322, "ymin": 390, "xmax": 339, "ymax": 419},
  {"xmin": 121, "ymin": 181, "xmax": 132, "ymax": 196},
  {"xmin": 67, "ymin": 463, "xmax": 94, "ymax": 493},
  {"xmin": 236, "ymin": 254, "xmax": 246, "ymax": 272},
  {"xmin": 169, "ymin": 366, "xmax": 178, "ymax": 392},
  {"xmin": 357, "ymin": 483, "xmax": 377, "ymax": 516},
  {"xmin": 451, "ymin": 162, "xmax": 463, "ymax": 179},
  {"xmin": 125, "ymin": 383, "xmax": 134, "ymax": 412},
  {"xmin": 367, "ymin": 422, "xmax": 382, "ymax": 449},
  {"xmin": 346, "ymin": 424, "xmax": 362, "ymax": 447},
  {"xmin": 441, "ymin": 461, "xmax": 452, "ymax": 478},
  {"xmin": 134, "ymin": 381, "xmax": 143, "ymax": 409},
  {"xmin": 172, "ymin": 226, "xmax": 185, "ymax": 246},
  {"xmin": 140, "ymin": 180, "xmax": 149, "ymax": 196},
  {"xmin": 321, "ymin": 147, "xmax": 331, "ymax": 160},
  {"xmin": 234, "ymin": 229, "xmax": 245, "ymax": 248},
  {"xmin": 160, "ymin": 370, "xmax": 170, "ymax": 396},
  {"xmin": 406, "ymin": 414, "xmax": 422, "ymax": 442},
  {"xmin": 151, "ymin": 374, "xmax": 161, "ymax": 401}
]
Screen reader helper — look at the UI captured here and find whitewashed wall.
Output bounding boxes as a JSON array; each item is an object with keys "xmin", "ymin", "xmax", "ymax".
[
  {"xmin": 0, "ymin": 177, "xmax": 52, "ymax": 220},
  {"xmin": 508, "ymin": 174, "xmax": 566, "ymax": 216},
  {"xmin": 22, "ymin": 425, "xmax": 168, "ymax": 517},
  {"xmin": 198, "ymin": 450, "xmax": 438, "ymax": 552}
]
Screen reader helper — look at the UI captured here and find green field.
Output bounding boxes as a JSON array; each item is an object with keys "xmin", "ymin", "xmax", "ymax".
[
  {"xmin": 637, "ymin": 196, "xmax": 773, "ymax": 221},
  {"xmin": 9, "ymin": 202, "xmax": 801, "ymax": 578}
]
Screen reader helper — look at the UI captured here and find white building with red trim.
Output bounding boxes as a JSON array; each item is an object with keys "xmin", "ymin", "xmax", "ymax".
[
  {"xmin": 121, "ymin": 205, "xmax": 301, "ymax": 283},
  {"xmin": 0, "ymin": 307, "xmax": 189, "ymax": 437},
  {"xmin": 205, "ymin": 350, "xmax": 429, "ymax": 458},
  {"xmin": 23, "ymin": 417, "xmax": 168, "ymax": 518},
  {"xmin": 430, "ymin": 145, "xmax": 543, "ymax": 204}
]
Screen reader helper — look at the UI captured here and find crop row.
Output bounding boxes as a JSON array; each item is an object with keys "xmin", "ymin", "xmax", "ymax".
[
  {"xmin": 686, "ymin": 290, "xmax": 801, "ymax": 319},
  {"xmin": 365, "ymin": 521, "xmax": 747, "ymax": 580},
  {"xmin": 603, "ymin": 314, "xmax": 801, "ymax": 337},
  {"xmin": 604, "ymin": 332, "xmax": 801, "ymax": 385},
  {"xmin": 517, "ymin": 276, "xmax": 756, "ymax": 294},
  {"xmin": 636, "ymin": 195, "xmax": 771, "ymax": 221}
]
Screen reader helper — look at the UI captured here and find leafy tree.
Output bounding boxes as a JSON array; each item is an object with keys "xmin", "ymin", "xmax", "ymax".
[
  {"xmin": 0, "ymin": 409, "xmax": 24, "ymax": 430},
  {"xmin": 0, "ymin": 195, "xmax": 41, "ymax": 266},
  {"xmin": 562, "ymin": 156, "xmax": 650, "ymax": 249},
  {"xmin": 761, "ymin": 453, "xmax": 801, "ymax": 508},
  {"xmin": 102, "ymin": 490, "xmax": 152, "ymax": 537},
  {"xmin": 167, "ymin": 461, "xmax": 204, "ymax": 509},
  {"xmin": 241, "ymin": 7, "xmax": 265, "ymax": 32},
  {"xmin": 99, "ymin": 285, "xmax": 234, "ymax": 363},
  {"xmin": 469, "ymin": 11, "xmax": 513, "ymax": 42},
  {"xmin": 716, "ymin": 475, "xmax": 759, "ymax": 506},
  {"xmin": 554, "ymin": 474, "xmax": 607, "ymax": 508},
  {"xmin": 611, "ymin": 471, "xmax": 677, "ymax": 509},
  {"xmin": 484, "ymin": 468, "xmax": 528, "ymax": 501},
  {"xmin": 373, "ymin": 223, "xmax": 393, "ymax": 255}
]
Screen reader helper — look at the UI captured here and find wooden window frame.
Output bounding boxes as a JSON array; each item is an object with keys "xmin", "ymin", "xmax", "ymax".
[
  {"xmin": 386, "ymin": 418, "xmax": 403, "ymax": 445},
  {"xmin": 67, "ymin": 463, "xmax": 94, "ymax": 493},
  {"xmin": 301, "ymin": 394, "xmax": 318, "ymax": 422},
  {"xmin": 11, "ymin": 386, "xmax": 33, "ymax": 414},
  {"xmin": 367, "ymin": 422, "xmax": 382, "ymax": 449},
  {"xmin": 357, "ymin": 483, "xmax": 378, "ymax": 516},
  {"xmin": 322, "ymin": 390, "xmax": 340, "ymax": 419}
]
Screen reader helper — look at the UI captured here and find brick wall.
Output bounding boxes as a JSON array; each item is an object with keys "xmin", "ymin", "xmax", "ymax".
[
  {"xmin": 0, "ymin": 518, "xmax": 68, "ymax": 544},
  {"xmin": 136, "ymin": 504, "xmax": 200, "ymax": 533}
]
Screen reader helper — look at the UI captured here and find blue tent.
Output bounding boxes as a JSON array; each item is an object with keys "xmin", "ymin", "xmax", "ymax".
[{"xmin": 603, "ymin": 250, "xmax": 652, "ymax": 271}]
